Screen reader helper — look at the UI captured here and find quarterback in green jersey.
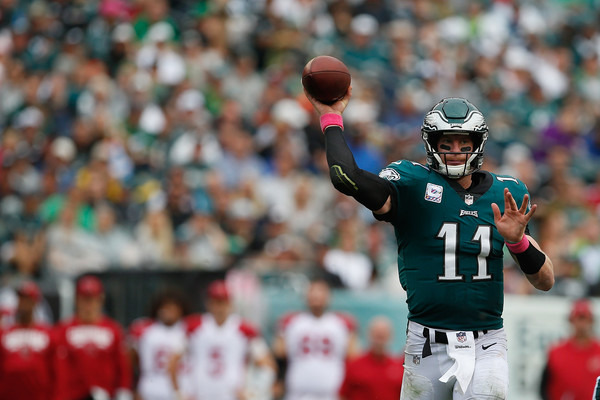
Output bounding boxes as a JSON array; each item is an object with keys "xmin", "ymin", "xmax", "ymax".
[{"xmin": 306, "ymin": 89, "xmax": 554, "ymax": 399}]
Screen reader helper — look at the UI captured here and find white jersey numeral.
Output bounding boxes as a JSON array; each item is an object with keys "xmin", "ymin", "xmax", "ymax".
[
  {"xmin": 472, "ymin": 226, "xmax": 492, "ymax": 280},
  {"xmin": 436, "ymin": 223, "xmax": 463, "ymax": 281},
  {"xmin": 436, "ymin": 223, "xmax": 492, "ymax": 281},
  {"xmin": 496, "ymin": 176, "xmax": 518, "ymax": 184}
]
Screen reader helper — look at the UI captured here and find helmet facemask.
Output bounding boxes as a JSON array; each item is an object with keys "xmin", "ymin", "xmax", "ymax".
[{"xmin": 421, "ymin": 98, "xmax": 489, "ymax": 179}]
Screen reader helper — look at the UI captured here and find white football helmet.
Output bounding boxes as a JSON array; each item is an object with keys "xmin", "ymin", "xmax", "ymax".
[{"xmin": 421, "ymin": 98, "xmax": 489, "ymax": 179}]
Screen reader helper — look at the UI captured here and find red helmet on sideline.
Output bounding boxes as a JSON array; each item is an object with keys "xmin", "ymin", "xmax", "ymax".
[
  {"xmin": 207, "ymin": 280, "xmax": 230, "ymax": 301},
  {"xmin": 569, "ymin": 299, "xmax": 594, "ymax": 321},
  {"xmin": 76, "ymin": 276, "xmax": 104, "ymax": 297},
  {"xmin": 17, "ymin": 281, "xmax": 41, "ymax": 301}
]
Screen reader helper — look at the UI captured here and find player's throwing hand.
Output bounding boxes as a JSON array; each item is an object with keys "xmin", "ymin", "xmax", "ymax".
[{"xmin": 303, "ymin": 87, "xmax": 352, "ymax": 117}]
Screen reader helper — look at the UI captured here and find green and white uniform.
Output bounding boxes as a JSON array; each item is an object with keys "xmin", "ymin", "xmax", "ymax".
[
  {"xmin": 323, "ymin": 97, "xmax": 523, "ymax": 398},
  {"xmin": 375, "ymin": 160, "xmax": 527, "ymax": 399},
  {"xmin": 376, "ymin": 160, "xmax": 529, "ymax": 331}
]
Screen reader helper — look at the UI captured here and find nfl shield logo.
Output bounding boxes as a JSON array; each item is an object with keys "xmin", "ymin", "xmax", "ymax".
[
  {"xmin": 464, "ymin": 194, "xmax": 474, "ymax": 205},
  {"xmin": 456, "ymin": 332, "xmax": 467, "ymax": 343}
]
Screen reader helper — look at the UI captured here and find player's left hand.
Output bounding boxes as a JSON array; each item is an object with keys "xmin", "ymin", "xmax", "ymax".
[{"xmin": 491, "ymin": 188, "xmax": 537, "ymax": 243}]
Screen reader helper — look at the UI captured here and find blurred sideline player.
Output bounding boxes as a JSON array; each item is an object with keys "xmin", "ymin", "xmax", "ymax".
[
  {"xmin": 272, "ymin": 278, "xmax": 359, "ymax": 400},
  {"xmin": 129, "ymin": 288, "xmax": 192, "ymax": 400},
  {"xmin": 169, "ymin": 280, "xmax": 276, "ymax": 400},
  {"xmin": 339, "ymin": 316, "xmax": 404, "ymax": 400},
  {"xmin": 54, "ymin": 275, "xmax": 133, "ymax": 400},
  {"xmin": 0, "ymin": 281, "xmax": 53, "ymax": 327},
  {"xmin": 0, "ymin": 281, "xmax": 57, "ymax": 400},
  {"xmin": 540, "ymin": 298, "xmax": 600, "ymax": 400}
]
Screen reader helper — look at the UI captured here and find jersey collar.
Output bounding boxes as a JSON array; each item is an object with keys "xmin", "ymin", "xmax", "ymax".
[{"xmin": 442, "ymin": 171, "xmax": 493, "ymax": 201}]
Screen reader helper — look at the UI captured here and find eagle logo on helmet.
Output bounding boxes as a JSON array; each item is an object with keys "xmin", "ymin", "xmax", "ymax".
[{"xmin": 421, "ymin": 98, "xmax": 489, "ymax": 179}]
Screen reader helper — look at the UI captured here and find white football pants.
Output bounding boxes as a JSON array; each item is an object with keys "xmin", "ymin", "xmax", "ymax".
[{"xmin": 400, "ymin": 320, "xmax": 509, "ymax": 400}]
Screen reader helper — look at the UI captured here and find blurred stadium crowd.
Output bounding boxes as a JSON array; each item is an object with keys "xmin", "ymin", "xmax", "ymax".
[{"xmin": 1, "ymin": 0, "xmax": 600, "ymax": 306}]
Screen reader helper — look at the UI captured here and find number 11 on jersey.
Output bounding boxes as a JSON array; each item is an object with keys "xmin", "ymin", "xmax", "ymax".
[{"xmin": 436, "ymin": 222, "xmax": 493, "ymax": 281}]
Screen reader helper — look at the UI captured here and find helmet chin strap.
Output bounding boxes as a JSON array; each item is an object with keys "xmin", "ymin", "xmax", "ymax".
[
  {"xmin": 444, "ymin": 164, "xmax": 471, "ymax": 179},
  {"xmin": 434, "ymin": 152, "xmax": 478, "ymax": 179}
]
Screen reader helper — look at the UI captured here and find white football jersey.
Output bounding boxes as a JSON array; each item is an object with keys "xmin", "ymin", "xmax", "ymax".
[
  {"xmin": 280, "ymin": 312, "xmax": 354, "ymax": 400},
  {"xmin": 129, "ymin": 318, "xmax": 191, "ymax": 400},
  {"xmin": 186, "ymin": 313, "xmax": 259, "ymax": 400}
]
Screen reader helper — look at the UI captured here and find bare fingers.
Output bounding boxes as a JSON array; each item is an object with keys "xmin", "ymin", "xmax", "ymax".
[
  {"xmin": 491, "ymin": 202, "xmax": 501, "ymax": 223},
  {"xmin": 517, "ymin": 193, "xmax": 536, "ymax": 222},
  {"xmin": 504, "ymin": 188, "xmax": 518, "ymax": 211},
  {"xmin": 524, "ymin": 203, "xmax": 538, "ymax": 222},
  {"xmin": 519, "ymin": 194, "xmax": 529, "ymax": 214},
  {"xmin": 503, "ymin": 188, "xmax": 511, "ymax": 210}
]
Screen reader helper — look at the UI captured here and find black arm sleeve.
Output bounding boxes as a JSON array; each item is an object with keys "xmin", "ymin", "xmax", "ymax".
[{"xmin": 324, "ymin": 126, "xmax": 391, "ymax": 211}]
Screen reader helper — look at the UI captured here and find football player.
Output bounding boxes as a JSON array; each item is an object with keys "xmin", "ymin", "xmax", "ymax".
[
  {"xmin": 129, "ymin": 288, "xmax": 192, "ymax": 400},
  {"xmin": 339, "ymin": 316, "xmax": 404, "ymax": 400},
  {"xmin": 168, "ymin": 280, "xmax": 275, "ymax": 400},
  {"xmin": 0, "ymin": 282, "xmax": 57, "ymax": 400},
  {"xmin": 54, "ymin": 275, "xmax": 133, "ymax": 400},
  {"xmin": 272, "ymin": 278, "xmax": 359, "ymax": 400},
  {"xmin": 305, "ymin": 89, "xmax": 554, "ymax": 399}
]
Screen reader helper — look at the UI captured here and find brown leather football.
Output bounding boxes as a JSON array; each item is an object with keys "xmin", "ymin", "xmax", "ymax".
[{"xmin": 302, "ymin": 56, "xmax": 351, "ymax": 104}]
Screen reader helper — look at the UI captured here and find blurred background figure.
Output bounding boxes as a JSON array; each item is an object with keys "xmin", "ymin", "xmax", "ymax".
[
  {"xmin": 339, "ymin": 316, "xmax": 403, "ymax": 400},
  {"xmin": 0, "ymin": 281, "xmax": 56, "ymax": 400},
  {"xmin": 129, "ymin": 288, "xmax": 191, "ymax": 400},
  {"xmin": 169, "ymin": 280, "xmax": 275, "ymax": 400},
  {"xmin": 0, "ymin": 280, "xmax": 53, "ymax": 328},
  {"xmin": 321, "ymin": 216, "xmax": 374, "ymax": 290},
  {"xmin": 540, "ymin": 299, "xmax": 600, "ymax": 400},
  {"xmin": 54, "ymin": 275, "xmax": 132, "ymax": 400},
  {"xmin": 272, "ymin": 278, "xmax": 359, "ymax": 400}
]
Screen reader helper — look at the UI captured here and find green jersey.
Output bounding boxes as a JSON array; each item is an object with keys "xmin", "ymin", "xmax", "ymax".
[{"xmin": 376, "ymin": 160, "xmax": 530, "ymax": 331}]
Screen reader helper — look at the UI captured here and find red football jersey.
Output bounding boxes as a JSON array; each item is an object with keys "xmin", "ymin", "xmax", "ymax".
[
  {"xmin": 0, "ymin": 323, "xmax": 57, "ymax": 400},
  {"xmin": 54, "ymin": 316, "xmax": 132, "ymax": 400},
  {"xmin": 339, "ymin": 351, "xmax": 404, "ymax": 400},
  {"xmin": 545, "ymin": 338, "xmax": 600, "ymax": 400}
]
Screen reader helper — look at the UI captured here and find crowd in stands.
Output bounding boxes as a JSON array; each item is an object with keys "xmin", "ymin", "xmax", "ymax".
[{"xmin": 1, "ymin": 0, "xmax": 600, "ymax": 302}]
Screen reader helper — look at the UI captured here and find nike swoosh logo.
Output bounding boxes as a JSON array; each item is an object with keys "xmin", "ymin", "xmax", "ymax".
[{"xmin": 482, "ymin": 343, "xmax": 497, "ymax": 350}]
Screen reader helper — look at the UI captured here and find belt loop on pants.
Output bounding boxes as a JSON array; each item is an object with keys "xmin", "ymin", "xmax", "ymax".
[{"xmin": 421, "ymin": 327, "xmax": 489, "ymax": 358}]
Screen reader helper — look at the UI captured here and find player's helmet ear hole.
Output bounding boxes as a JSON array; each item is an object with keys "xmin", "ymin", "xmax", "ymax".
[{"xmin": 421, "ymin": 98, "xmax": 489, "ymax": 179}]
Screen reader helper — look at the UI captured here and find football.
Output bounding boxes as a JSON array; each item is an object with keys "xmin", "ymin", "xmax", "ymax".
[{"xmin": 302, "ymin": 55, "xmax": 351, "ymax": 104}]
